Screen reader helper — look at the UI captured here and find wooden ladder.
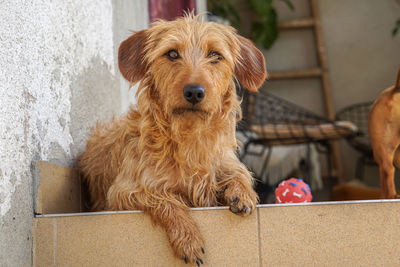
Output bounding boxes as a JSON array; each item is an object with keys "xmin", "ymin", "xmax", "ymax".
[{"xmin": 269, "ymin": 0, "xmax": 343, "ymax": 182}]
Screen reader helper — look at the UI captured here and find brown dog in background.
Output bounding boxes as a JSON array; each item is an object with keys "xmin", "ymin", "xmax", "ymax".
[
  {"xmin": 369, "ymin": 69, "xmax": 400, "ymax": 198},
  {"xmin": 78, "ymin": 14, "xmax": 266, "ymax": 265}
]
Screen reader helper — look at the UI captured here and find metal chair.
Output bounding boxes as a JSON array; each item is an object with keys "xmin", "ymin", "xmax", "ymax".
[
  {"xmin": 237, "ymin": 89, "xmax": 358, "ymax": 202},
  {"xmin": 336, "ymin": 102, "xmax": 375, "ymax": 180}
]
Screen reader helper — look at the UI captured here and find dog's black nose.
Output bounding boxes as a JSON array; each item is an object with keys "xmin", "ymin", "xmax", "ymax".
[{"xmin": 183, "ymin": 84, "xmax": 205, "ymax": 105}]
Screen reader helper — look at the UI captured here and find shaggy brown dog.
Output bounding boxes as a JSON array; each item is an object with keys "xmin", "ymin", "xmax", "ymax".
[
  {"xmin": 369, "ymin": 69, "xmax": 400, "ymax": 199},
  {"xmin": 78, "ymin": 14, "xmax": 266, "ymax": 265}
]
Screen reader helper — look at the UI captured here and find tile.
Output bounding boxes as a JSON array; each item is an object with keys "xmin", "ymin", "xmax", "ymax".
[
  {"xmin": 56, "ymin": 208, "xmax": 259, "ymax": 267},
  {"xmin": 191, "ymin": 209, "xmax": 259, "ymax": 267},
  {"xmin": 32, "ymin": 217, "xmax": 56, "ymax": 267},
  {"xmin": 37, "ymin": 161, "xmax": 81, "ymax": 214},
  {"xmin": 56, "ymin": 212, "xmax": 172, "ymax": 267},
  {"xmin": 258, "ymin": 202, "xmax": 400, "ymax": 266}
]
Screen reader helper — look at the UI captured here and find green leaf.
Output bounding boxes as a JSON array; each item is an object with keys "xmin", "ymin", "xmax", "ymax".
[
  {"xmin": 226, "ymin": 3, "xmax": 241, "ymax": 28},
  {"xmin": 392, "ymin": 18, "xmax": 400, "ymax": 37},
  {"xmin": 249, "ymin": 0, "xmax": 273, "ymax": 17},
  {"xmin": 207, "ymin": 0, "xmax": 241, "ymax": 28},
  {"xmin": 279, "ymin": 0, "xmax": 295, "ymax": 11},
  {"xmin": 209, "ymin": 0, "xmax": 292, "ymax": 49},
  {"xmin": 251, "ymin": 8, "xmax": 278, "ymax": 49}
]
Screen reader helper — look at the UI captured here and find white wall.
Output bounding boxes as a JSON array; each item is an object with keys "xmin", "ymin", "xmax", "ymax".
[{"xmin": 0, "ymin": 1, "xmax": 148, "ymax": 265}]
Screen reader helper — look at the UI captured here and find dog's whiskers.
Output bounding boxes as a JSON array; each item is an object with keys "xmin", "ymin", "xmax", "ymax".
[{"xmin": 172, "ymin": 107, "xmax": 209, "ymax": 116}]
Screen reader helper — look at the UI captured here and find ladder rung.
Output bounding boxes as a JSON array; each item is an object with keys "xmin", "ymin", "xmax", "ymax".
[
  {"xmin": 268, "ymin": 68, "xmax": 322, "ymax": 80},
  {"xmin": 278, "ymin": 18, "xmax": 315, "ymax": 30}
]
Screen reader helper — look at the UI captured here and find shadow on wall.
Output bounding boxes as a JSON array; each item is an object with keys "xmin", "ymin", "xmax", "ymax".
[{"xmin": 67, "ymin": 56, "xmax": 120, "ymax": 165}]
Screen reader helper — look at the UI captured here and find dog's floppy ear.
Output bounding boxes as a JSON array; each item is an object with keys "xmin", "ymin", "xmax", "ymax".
[
  {"xmin": 118, "ymin": 30, "xmax": 149, "ymax": 84},
  {"xmin": 234, "ymin": 35, "xmax": 267, "ymax": 92}
]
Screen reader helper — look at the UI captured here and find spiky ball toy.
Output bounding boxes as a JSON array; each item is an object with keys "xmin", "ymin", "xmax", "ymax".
[{"xmin": 275, "ymin": 178, "xmax": 312, "ymax": 204}]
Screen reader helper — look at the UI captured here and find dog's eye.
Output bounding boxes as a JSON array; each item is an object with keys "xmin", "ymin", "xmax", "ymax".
[
  {"xmin": 166, "ymin": 50, "xmax": 180, "ymax": 61},
  {"xmin": 208, "ymin": 51, "xmax": 223, "ymax": 64}
]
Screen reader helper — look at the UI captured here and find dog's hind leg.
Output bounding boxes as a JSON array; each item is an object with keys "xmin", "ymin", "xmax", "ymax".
[
  {"xmin": 392, "ymin": 145, "xmax": 400, "ymax": 169},
  {"xmin": 375, "ymin": 145, "xmax": 398, "ymax": 198},
  {"xmin": 369, "ymin": 108, "xmax": 400, "ymax": 199}
]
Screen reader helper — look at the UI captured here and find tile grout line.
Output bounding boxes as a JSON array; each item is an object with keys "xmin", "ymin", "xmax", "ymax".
[
  {"xmin": 53, "ymin": 218, "xmax": 57, "ymax": 267},
  {"xmin": 256, "ymin": 207, "xmax": 262, "ymax": 267}
]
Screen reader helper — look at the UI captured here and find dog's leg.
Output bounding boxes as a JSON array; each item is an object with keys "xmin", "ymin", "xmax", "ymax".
[
  {"xmin": 379, "ymin": 161, "xmax": 396, "ymax": 198},
  {"xmin": 374, "ymin": 145, "xmax": 398, "ymax": 198},
  {"xmin": 107, "ymin": 181, "xmax": 205, "ymax": 264},
  {"xmin": 149, "ymin": 199, "xmax": 205, "ymax": 265},
  {"xmin": 217, "ymin": 152, "xmax": 258, "ymax": 216}
]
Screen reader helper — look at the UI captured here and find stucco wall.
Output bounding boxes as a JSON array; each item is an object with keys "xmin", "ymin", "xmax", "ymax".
[{"xmin": 0, "ymin": 1, "xmax": 148, "ymax": 266}]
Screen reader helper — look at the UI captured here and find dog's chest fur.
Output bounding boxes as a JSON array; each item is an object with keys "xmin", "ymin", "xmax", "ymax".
[{"xmin": 132, "ymin": 109, "xmax": 235, "ymax": 207}]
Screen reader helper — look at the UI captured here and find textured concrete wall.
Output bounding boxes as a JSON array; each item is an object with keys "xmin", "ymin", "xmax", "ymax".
[{"xmin": 0, "ymin": 0, "xmax": 148, "ymax": 266}]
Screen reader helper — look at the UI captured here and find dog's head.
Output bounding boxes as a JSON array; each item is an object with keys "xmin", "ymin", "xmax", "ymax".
[{"xmin": 118, "ymin": 14, "xmax": 267, "ymax": 123}]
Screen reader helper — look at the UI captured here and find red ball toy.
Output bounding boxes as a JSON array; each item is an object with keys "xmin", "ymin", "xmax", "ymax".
[{"xmin": 275, "ymin": 178, "xmax": 312, "ymax": 203}]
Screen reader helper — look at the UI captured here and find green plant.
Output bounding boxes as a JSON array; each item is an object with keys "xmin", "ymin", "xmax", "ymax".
[
  {"xmin": 393, "ymin": 18, "xmax": 400, "ymax": 36},
  {"xmin": 207, "ymin": 0, "xmax": 241, "ymax": 29},
  {"xmin": 208, "ymin": 0, "xmax": 294, "ymax": 49}
]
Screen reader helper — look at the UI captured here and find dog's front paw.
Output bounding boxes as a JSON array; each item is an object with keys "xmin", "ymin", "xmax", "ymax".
[
  {"xmin": 168, "ymin": 224, "xmax": 205, "ymax": 266},
  {"xmin": 223, "ymin": 181, "xmax": 258, "ymax": 216}
]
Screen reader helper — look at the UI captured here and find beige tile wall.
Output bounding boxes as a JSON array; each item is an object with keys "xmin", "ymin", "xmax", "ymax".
[
  {"xmin": 258, "ymin": 202, "xmax": 400, "ymax": 266},
  {"xmin": 33, "ymin": 208, "xmax": 259, "ymax": 267},
  {"xmin": 33, "ymin": 201, "xmax": 400, "ymax": 267},
  {"xmin": 36, "ymin": 161, "xmax": 81, "ymax": 214}
]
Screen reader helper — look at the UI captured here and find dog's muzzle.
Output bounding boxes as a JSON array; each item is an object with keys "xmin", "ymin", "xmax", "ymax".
[{"xmin": 183, "ymin": 84, "xmax": 205, "ymax": 105}]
